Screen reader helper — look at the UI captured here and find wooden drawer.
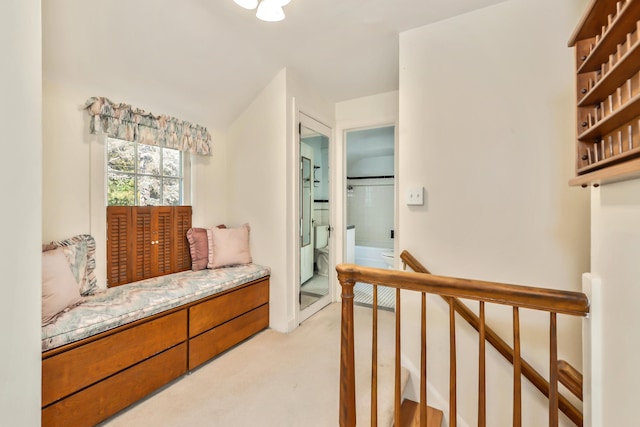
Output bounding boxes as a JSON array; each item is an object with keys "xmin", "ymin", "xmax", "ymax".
[
  {"xmin": 43, "ymin": 309, "xmax": 187, "ymax": 407},
  {"xmin": 189, "ymin": 278, "xmax": 269, "ymax": 337},
  {"xmin": 42, "ymin": 342, "xmax": 187, "ymax": 427},
  {"xmin": 189, "ymin": 304, "xmax": 269, "ymax": 370}
]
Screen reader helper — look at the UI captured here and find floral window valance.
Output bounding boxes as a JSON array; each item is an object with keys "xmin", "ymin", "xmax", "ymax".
[{"xmin": 84, "ymin": 97, "xmax": 212, "ymax": 156}]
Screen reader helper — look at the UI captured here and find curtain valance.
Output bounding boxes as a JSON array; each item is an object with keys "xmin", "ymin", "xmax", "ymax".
[{"xmin": 84, "ymin": 97, "xmax": 212, "ymax": 156}]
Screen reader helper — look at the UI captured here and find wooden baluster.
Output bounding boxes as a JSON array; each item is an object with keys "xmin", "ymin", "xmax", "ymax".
[
  {"xmin": 549, "ymin": 313, "xmax": 559, "ymax": 427},
  {"xmin": 372, "ymin": 285, "xmax": 378, "ymax": 427},
  {"xmin": 449, "ymin": 298, "xmax": 457, "ymax": 427},
  {"xmin": 478, "ymin": 301, "xmax": 486, "ymax": 427},
  {"xmin": 420, "ymin": 292, "xmax": 427, "ymax": 427},
  {"xmin": 339, "ymin": 276, "xmax": 356, "ymax": 427},
  {"xmin": 513, "ymin": 307, "xmax": 521, "ymax": 427},
  {"xmin": 395, "ymin": 288, "xmax": 402, "ymax": 427}
]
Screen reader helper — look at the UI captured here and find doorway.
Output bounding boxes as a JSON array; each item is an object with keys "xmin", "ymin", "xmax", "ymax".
[
  {"xmin": 298, "ymin": 113, "xmax": 332, "ymax": 323},
  {"xmin": 345, "ymin": 125, "xmax": 396, "ymax": 311}
]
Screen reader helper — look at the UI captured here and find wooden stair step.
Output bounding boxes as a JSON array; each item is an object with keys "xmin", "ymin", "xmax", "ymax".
[{"xmin": 396, "ymin": 399, "xmax": 444, "ymax": 427}]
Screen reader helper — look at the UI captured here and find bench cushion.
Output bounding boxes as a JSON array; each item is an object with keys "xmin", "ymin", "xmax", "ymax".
[{"xmin": 42, "ymin": 263, "xmax": 270, "ymax": 352}]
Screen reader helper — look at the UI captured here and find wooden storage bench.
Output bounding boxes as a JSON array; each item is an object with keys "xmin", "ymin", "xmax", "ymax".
[{"xmin": 42, "ymin": 274, "xmax": 269, "ymax": 427}]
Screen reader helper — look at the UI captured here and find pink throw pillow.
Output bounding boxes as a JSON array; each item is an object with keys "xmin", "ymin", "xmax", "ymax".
[
  {"xmin": 186, "ymin": 228, "xmax": 209, "ymax": 271},
  {"xmin": 42, "ymin": 248, "xmax": 82, "ymax": 325},
  {"xmin": 208, "ymin": 223, "xmax": 252, "ymax": 269}
]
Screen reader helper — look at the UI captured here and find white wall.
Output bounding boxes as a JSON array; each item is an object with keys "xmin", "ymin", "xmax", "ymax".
[
  {"xmin": 0, "ymin": 1, "xmax": 42, "ymax": 425},
  {"xmin": 190, "ymin": 128, "xmax": 228, "ymax": 227},
  {"xmin": 398, "ymin": 0, "xmax": 589, "ymax": 425},
  {"xmin": 227, "ymin": 70, "xmax": 289, "ymax": 331},
  {"xmin": 590, "ymin": 180, "xmax": 640, "ymax": 425},
  {"xmin": 227, "ymin": 68, "xmax": 334, "ymax": 332}
]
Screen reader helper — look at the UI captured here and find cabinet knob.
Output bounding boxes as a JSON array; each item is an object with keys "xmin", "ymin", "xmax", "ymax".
[
  {"xmin": 582, "ymin": 154, "xmax": 589, "ymax": 160},
  {"xmin": 581, "ymin": 55, "xmax": 587, "ymax": 61},
  {"xmin": 582, "ymin": 121, "xmax": 588, "ymax": 127},
  {"xmin": 581, "ymin": 88, "xmax": 587, "ymax": 94}
]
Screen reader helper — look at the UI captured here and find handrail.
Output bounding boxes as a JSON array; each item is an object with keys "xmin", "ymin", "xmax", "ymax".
[
  {"xmin": 400, "ymin": 250, "xmax": 585, "ymax": 425},
  {"xmin": 558, "ymin": 360, "xmax": 584, "ymax": 400},
  {"xmin": 337, "ymin": 263, "xmax": 590, "ymax": 316},
  {"xmin": 337, "ymin": 254, "xmax": 589, "ymax": 427}
]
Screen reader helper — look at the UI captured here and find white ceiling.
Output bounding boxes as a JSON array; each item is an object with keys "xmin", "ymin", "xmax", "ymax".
[{"xmin": 43, "ymin": 0, "xmax": 506, "ymax": 131}]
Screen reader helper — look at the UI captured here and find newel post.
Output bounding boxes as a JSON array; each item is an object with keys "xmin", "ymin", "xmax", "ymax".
[{"xmin": 337, "ymin": 265, "xmax": 356, "ymax": 427}]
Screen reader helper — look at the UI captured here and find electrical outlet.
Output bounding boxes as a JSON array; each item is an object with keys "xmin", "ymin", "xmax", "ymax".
[{"xmin": 406, "ymin": 187, "xmax": 424, "ymax": 206}]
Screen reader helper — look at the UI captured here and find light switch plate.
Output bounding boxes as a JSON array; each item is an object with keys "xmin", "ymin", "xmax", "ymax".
[{"xmin": 406, "ymin": 187, "xmax": 424, "ymax": 206}]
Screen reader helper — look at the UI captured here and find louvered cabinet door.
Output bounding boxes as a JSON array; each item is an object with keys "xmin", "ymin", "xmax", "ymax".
[
  {"xmin": 106, "ymin": 206, "xmax": 132, "ymax": 287},
  {"xmin": 132, "ymin": 207, "xmax": 154, "ymax": 282},
  {"xmin": 153, "ymin": 207, "xmax": 173, "ymax": 277},
  {"xmin": 106, "ymin": 205, "xmax": 192, "ymax": 286},
  {"xmin": 174, "ymin": 206, "xmax": 192, "ymax": 272}
]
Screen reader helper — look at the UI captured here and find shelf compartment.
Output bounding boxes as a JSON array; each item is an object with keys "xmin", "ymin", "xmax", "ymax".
[
  {"xmin": 578, "ymin": 40, "xmax": 640, "ymax": 106},
  {"xmin": 577, "ymin": 145, "xmax": 640, "ymax": 174},
  {"xmin": 576, "ymin": 1, "xmax": 640, "ymax": 73},
  {"xmin": 569, "ymin": 156, "xmax": 640, "ymax": 186},
  {"xmin": 569, "ymin": 0, "xmax": 623, "ymax": 46},
  {"xmin": 578, "ymin": 92, "xmax": 640, "ymax": 141}
]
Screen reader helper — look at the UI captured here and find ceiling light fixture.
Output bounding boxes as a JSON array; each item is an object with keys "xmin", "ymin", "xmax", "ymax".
[
  {"xmin": 233, "ymin": 0, "xmax": 258, "ymax": 9},
  {"xmin": 233, "ymin": 0, "xmax": 291, "ymax": 22}
]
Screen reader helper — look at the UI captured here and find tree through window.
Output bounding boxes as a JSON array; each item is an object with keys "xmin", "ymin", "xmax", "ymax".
[{"xmin": 107, "ymin": 138, "xmax": 183, "ymax": 206}]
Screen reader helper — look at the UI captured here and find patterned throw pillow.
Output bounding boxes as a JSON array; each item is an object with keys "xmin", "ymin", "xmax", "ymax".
[
  {"xmin": 51, "ymin": 234, "xmax": 98, "ymax": 296},
  {"xmin": 42, "ymin": 248, "xmax": 83, "ymax": 325}
]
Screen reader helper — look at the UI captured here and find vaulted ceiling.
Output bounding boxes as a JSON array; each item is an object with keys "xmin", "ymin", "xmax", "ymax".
[{"xmin": 43, "ymin": 0, "xmax": 507, "ymax": 130}]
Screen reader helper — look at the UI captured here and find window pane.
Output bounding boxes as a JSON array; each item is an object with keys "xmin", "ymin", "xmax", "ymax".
[
  {"xmin": 163, "ymin": 178, "xmax": 181, "ymax": 206},
  {"xmin": 107, "ymin": 172, "xmax": 135, "ymax": 206},
  {"xmin": 163, "ymin": 148, "xmax": 180, "ymax": 177},
  {"xmin": 138, "ymin": 144, "xmax": 160, "ymax": 175},
  {"xmin": 138, "ymin": 176, "xmax": 161, "ymax": 206},
  {"xmin": 107, "ymin": 139, "xmax": 135, "ymax": 173}
]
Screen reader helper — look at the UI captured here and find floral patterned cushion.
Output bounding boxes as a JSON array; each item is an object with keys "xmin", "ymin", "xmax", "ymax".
[{"xmin": 42, "ymin": 263, "xmax": 270, "ymax": 352}]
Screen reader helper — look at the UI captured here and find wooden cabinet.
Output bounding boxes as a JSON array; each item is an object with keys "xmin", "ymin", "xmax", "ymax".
[
  {"xmin": 42, "ymin": 277, "xmax": 270, "ymax": 427},
  {"xmin": 107, "ymin": 206, "xmax": 192, "ymax": 286},
  {"xmin": 569, "ymin": 0, "xmax": 640, "ymax": 186}
]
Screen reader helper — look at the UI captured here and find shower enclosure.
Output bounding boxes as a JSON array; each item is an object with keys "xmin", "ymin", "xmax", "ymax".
[{"xmin": 345, "ymin": 126, "xmax": 396, "ymax": 310}]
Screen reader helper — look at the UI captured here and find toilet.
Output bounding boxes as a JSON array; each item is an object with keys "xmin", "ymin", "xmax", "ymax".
[
  {"xmin": 314, "ymin": 225, "xmax": 330, "ymax": 276},
  {"xmin": 381, "ymin": 250, "xmax": 395, "ymax": 269}
]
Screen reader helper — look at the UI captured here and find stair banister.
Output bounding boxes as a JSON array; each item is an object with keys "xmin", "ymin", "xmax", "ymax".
[
  {"xmin": 337, "ymin": 259, "xmax": 589, "ymax": 427},
  {"xmin": 400, "ymin": 250, "xmax": 585, "ymax": 425}
]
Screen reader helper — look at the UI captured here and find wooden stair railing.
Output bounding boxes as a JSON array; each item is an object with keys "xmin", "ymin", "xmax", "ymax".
[
  {"xmin": 337, "ymin": 259, "xmax": 589, "ymax": 427},
  {"xmin": 400, "ymin": 250, "xmax": 584, "ymax": 425},
  {"xmin": 558, "ymin": 360, "xmax": 583, "ymax": 401}
]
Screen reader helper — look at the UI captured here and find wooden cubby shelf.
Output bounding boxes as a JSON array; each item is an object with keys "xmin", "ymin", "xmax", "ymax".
[
  {"xmin": 569, "ymin": 0, "xmax": 640, "ymax": 186},
  {"xmin": 578, "ymin": 91, "xmax": 640, "ymax": 140},
  {"xmin": 578, "ymin": 37, "xmax": 640, "ymax": 106},
  {"xmin": 576, "ymin": 0, "xmax": 640, "ymax": 73}
]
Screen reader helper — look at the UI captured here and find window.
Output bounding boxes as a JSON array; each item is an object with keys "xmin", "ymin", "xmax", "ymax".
[{"xmin": 107, "ymin": 138, "xmax": 183, "ymax": 206}]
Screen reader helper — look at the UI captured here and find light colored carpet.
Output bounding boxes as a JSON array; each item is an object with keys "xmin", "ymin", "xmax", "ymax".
[{"xmin": 99, "ymin": 302, "xmax": 406, "ymax": 427}]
